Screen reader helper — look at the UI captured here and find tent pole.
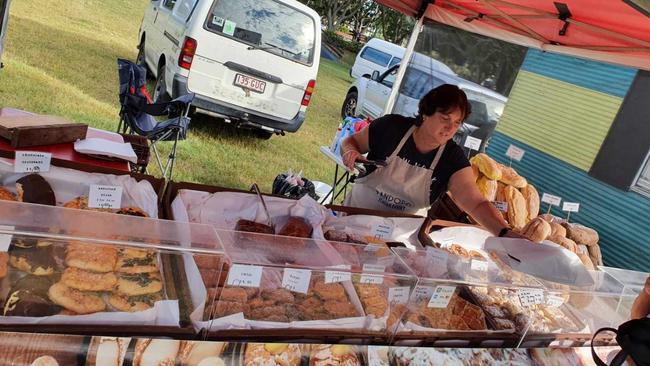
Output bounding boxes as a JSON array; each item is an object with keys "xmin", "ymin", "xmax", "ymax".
[{"xmin": 383, "ymin": 13, "xmax": 425, "ymax": 116}]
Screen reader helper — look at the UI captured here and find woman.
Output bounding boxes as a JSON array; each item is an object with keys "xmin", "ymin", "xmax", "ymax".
[
  {"xmin": 631, "ymin": 275, "xmax": 650, "ymax": 319},
  {"xmin": 340, "ymin": 84, "xmax": 518, "ymax": 238}
]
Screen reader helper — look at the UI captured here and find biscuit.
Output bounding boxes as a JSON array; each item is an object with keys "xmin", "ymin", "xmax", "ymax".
[
  {"xmin": 48, "ymin": 282, "xmax": 105, "ymax": 314},
  {"xmin": 66, "ymin": 243, "xmax": 118, "ymax": 273},
  {"xmin": 61, "ymin": 267, "xmax": 117, "ymax": 291},
  {"xmin": 116, "ymin": 272, "xmax": 163, "ymax": 296},
  {"xmin": 116, "ymin": 251, "xmax": 158, "ymax": 274},
  {"xmin": 109, "ymin": 292, "xmax": 161, "ymax": 312}
]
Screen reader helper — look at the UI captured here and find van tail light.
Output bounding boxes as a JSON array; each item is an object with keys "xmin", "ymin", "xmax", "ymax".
[
  {"xmin": 301, "ymin": 80, "xmax": 316, "ymax": 107},
  {"xmin": 178, "ymin": 37, "xmax": 197, "ymax": 70}
]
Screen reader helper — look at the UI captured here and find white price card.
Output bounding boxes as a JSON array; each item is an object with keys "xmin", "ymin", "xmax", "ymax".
[
  {"xmin": 328, "ymin": 264, "xmax": 352, "ymax": 270},
  {"xmin": 282, "ymin": 268, "xmax": 312, "ymax": 294},
  {"xmin": 370, "ymin": 223, "xmax": 394, "ymax": 240},
  {"xmin": 493, "ymin": 201, "xmax": 508, "ymax": 212},
  {"xmin": 546, "ymin": 294, "xmax": 565, "ymax": 308},
  {"xmin": 324, "ymin": 270, "xmax": 351, "ymax": 284},
  {"xmin": 562, "ymin": 202, "xmax": 580, "ymax": 212},
  {"xmin": 471, "ymin": 260, "xmax": 489, "ymax": 272},
  {"xmin": 226, "ymin": 264, "xmax": 263, "ymax": 288},
  {"xmin": 88, "ymin": 185, "xmax": 123, "ymax": 209},
  {"xmin": 362, "ymin": 264, "xmax": 385, "ymax": 273},
  {"xmin": 364, "ymin": 244, "xmax": 382, "ymax": 252},
  {"xmin": 506, "ymin": 145, "xmax": 525, "ymax": 161},
  {"xmin": 464, "ymin": 136, "xmax": 482, "ymax": 151},
  {"xmin": 360, "ymin": 274, "xmax": 384, "ymax": 284},
  {"xmin": 517, "ymin": 288, "xmax": 544, "ymax": 307},
  {"xmin": 388, "ymin": 286, "xmax": 410, "ymax": 305},
  {"xmin": 14, "ymin": 151, "xmax": 51, "ymax": 173},
  {"xmin": 541, "ymin": 193, "xmax": 562, "ymax": 206},
  {"xmin": 0, "ymin": 225, "xmax": 14, "ymax": 252},
  {"xmin": 427, "ymin": 285, "xmax": 457, "ymax": 308},
  {"xmin": 414, "ymin": 286, "xmax": 434, "ymax": 301}
]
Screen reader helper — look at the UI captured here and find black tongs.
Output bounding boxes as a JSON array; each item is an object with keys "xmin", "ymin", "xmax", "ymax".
[{"xmin": 354, "ymin": 158, "xmax": 388, "ymax": 175}]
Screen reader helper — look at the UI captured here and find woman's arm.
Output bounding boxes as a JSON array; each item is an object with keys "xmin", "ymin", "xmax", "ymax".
[
  {"xmin": 448, "ymin": 167, "xmax": 520, "ymax": 237},
  {"xmin": 340, "ymin": 126, "xmax": 371, "ymax": 170},
  {"xmin": 631, "ymin": 276, "xmax": 650, "ymax": 319}
]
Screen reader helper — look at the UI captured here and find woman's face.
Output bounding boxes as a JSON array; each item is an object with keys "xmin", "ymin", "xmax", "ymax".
[{"xmin": 420, "ymin": 107, "xmax": 464, "ymax": 145}]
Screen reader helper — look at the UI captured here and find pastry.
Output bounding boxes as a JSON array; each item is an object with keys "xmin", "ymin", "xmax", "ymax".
[
  {"xmin": 504, "ymin": 185, "xmax": 528, "ymax": 230},
  {"xmin": 277, "ymin": 216, "xmax": 312, "ymax": 238},
  {"xmin": 61, "ymin": 267, "xmax": 117, "ymax": 291},
  {"xmin": 563, "ymin": 223, "xmax": 599, "ymax": 246},
  {"xmin": 469, "ymin": 153, "xmax": 501, "ymax": 180},
  {"xmin": 200, "ymin": 269, "xmax": 219, "ymax": 288},
  {"xmin": 244, "ymin": 343, "xmax": 301, "ymax": 366},
  {"xmin": 132, "ymin": 339, "xmax": 181, "ymax": 366},
  {"xmin": 178, "ymin": 341, "xmax": 226, "ymax": 366},
  {"xmin": 116, "ymin": 250, "xmax": 158, "ymax": 273},
  {"xmin": 476, "ymin": 175, "xmax": 497, "ymax": 201},
  {"xmin": 498, "ymin": 164, "xmax": 527, "ymax": 188},
  {"xmin": 0, "ymin": 187, "xmax": 17, "ymax": 201},
  {"xmin": 194, "ymin": 254, "xmax": 222, "ymax": 270},
  {"xmin": 63, "ymin": 196, "xmax": 89, "ymax": 209},
  {"xmin": 29, "ymin": 356, "xmax": 59, "ymax": 366},
  {"xmin": 9, "ymin": 246, "xmax": 56, "ymax": 276},
  {"xmin": 90, "ymin": 337, "xmax": 130, "ymax": 366},
  {"xmin": 235, "ymin": 219, "xmax": 274, "ymax": 234},
  {"xmin": 116, "ymin": 207, "xmax": 148, "ymax": 217},
  {"xmin": 220, "ymin": 287, "xmax": 249, "ymax": 303},
  {"xmin": 116, "ymin": 272, "xmax": 163, "ymax": 296},
  {"xmin": 48, "ymin": 282, "xmax": 105, "ymax": 314},
  {"xmin": 520, "ymin": 184, "xmax": 540, "ymax": 221},
  {"xmin": 210, "ymin": 300, "xmax": 250, "ymax": 318},
  {"xmin": 3, "ymin": 289, "xmax": 62, "ymax": 316},
  {"xmin": 0, "ymin": 252, "xmax": 8, "ymax": 278},
  {"xmin": 66, "ymin": 243, "xmax": 118, "ymax": 273},
  {"xmin": 108, "ymin": 292, "xmax": 162, "ymax": 312},
  {"xmin": 519, "ymin": 217, "xmax": 551, "ymax": 242},
  {"xmin": 16, "ymin": 174, "xmax": 56, "ymax": 206},
  {"xmin": 310, "ymin": 344, "xmax": 360, "ymax": 366}
]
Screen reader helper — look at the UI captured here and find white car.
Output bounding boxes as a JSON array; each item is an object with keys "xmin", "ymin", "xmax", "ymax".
[
  {"xmin": 341, "ymin": 63, "xmax": 507, "ymax": 152},
  {"xmin": 137, "ymin": 0, "xmax": 321, "ymax": 138}
]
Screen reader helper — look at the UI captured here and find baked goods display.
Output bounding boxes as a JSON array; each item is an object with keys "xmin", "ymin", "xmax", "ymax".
[
  {"xmin": 2, "ymin": 239, "xmax": 167, "ymax": 317},
  {"xmin": 132, "ymin": 339, "xmax": 181, "ymax": 366},
  {"xmin": 309, "ymin": 344, "xmax": 361, "ymax": 366},
  {"xmin": 390, "ymin": 347, "xmax": 533, "ymax": 366},
  {"xmin": 244, "ymin": 343, "xmax": 302, "ymax": 366},
  {"xmin": 401, "ymin": 290, "xmax": 488, "ymax": 332}
]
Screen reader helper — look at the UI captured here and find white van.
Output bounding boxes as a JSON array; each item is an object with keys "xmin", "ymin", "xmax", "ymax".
[
  {"xmin": 0, "ymin": 0, "xmax": 10, "ymax": 70},
  {"xmin": 137, "ymin": 0, "xmax": 321, "ymax": 138},
  {"xmin": 350, "ymin": 38, "xmax": 455, "ymax": 80}
]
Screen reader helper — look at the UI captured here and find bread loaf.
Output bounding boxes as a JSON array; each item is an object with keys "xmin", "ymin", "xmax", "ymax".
[
  {"xmin": 470, "ymin": 153, "xmax": 502, "ymax": 180},
  {"xmin": 587, "ymin": 244, "xmax": 603, "ymax": 266},
  {"xmin": 577, "ymin": 252, "xmax": 595, "ymax": 270},
  {"xmin": 520, "ymin": 184, "xmax": 540, "ymax": 221},
  {"xmin": 504, "ymin": 185, "xmax": 527, "ymax": 230},
  {"xmin": 563, "ymin": 223, "xmax": 599, "ymax": 246},
  {"xmin": 520, "ymin": 217, "xmax": 551, "ymax": 242},
  {"xmin": 495, "ymin": 182, "xmax": 508, "ymax": 219},
  {"xmin": 549, "ymin": 222, "xmax": 567, "ymax": 238},
  {"xmin": 498, "ymin": 164, "xmax": 527, "ymax": 188},
  {"xmin": 476, "ymin": 176, "xmax": 497, "ymax": 202},
  {"xmin": 471, "ymin": 164, "xmax": 480, "ymax": 181},
  {"xmin": 548, "ymin": 234, "xmax": 578, "ymax": 253}
]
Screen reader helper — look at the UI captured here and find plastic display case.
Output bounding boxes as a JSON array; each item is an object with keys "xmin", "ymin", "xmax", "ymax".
[{"xmin": 0, "ymin": 200, "xmax": 226, "ymax": 338}]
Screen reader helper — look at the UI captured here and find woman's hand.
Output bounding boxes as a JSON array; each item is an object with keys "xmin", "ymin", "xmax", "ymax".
[
  {"xmin": 342, "ymin": 149, "xmax": 363, "ymax": 170},
  {"xmin": 630, "ymin": 276, "xmax": 650, "ymax": 319}
]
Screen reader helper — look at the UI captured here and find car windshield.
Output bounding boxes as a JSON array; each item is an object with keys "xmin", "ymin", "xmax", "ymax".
[
  {"xmin": 206, "ymin": 0, "xmax": 315, "ymax": 65},
  {"xmin": 463, "ymin": 89, "xmax": 505, "ymax": 124}
]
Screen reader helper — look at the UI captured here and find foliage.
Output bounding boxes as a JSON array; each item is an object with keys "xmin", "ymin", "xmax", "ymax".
[{"xmin": 322, "ymin": 30, "xmax": 363, "ymax": 53}]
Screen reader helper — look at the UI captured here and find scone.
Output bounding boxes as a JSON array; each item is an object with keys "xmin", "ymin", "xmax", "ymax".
[
  {"xmin": 116, "ymin": 272, "xmax": 163, "ymax": 296},
  {"xmin": 61, "ymin": 267, "xmax": 118, "ymax": 291},
  {"xmin": 108, "ymin": 292, "xmax": 162, "ymax": 312},
  {"xmin": 66, "ymin": 243, "xmax": 118, "ymax": 273},
  {"xmin": 48, "ymin": 282, "xmax": 106, "ymax": 314}
]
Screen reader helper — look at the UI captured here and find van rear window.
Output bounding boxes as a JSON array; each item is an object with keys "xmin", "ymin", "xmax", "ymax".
[
  {"xmin": 360, "ymin": 47, "xmax": 392, "ymax": 67},
  {"xmin": 206, "ymin": 0, "xmax": 315, "ymax": 65}
]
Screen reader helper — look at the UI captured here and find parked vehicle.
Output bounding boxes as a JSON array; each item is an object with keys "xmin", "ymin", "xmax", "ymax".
[
  {"xmin": 350, "ymin": 38, "xmax": 455, "ymax": 80},
  {"xmin": 0, "ymin": 0, "xmax": 10, "ymax": 70},
  {"xmin": 137, "ymin": 0, "xmax": 321, "ymax": 138},
  {"xmin": 342, "ymin": 63, "xmax": 507, "ymax": 152}
]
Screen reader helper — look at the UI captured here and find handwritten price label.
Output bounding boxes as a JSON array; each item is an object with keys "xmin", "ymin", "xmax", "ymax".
[
  {"xmin": 388, "ymin": 287, "xmax": 410, "ymax": 304},
  {"xmin": 518, "ymin": 288, "xmax": 544, "ymax": 307},
  {"xmin": 14, "ymin": 151, "xmax": 51, "ymax": 173},
  {"xmin": 506, "ymin": 145, "xmax": 525, "ymax": 161},
  {"xmin": 226, "ymin": 264, "xmax": 263, "ymax": 288},
  {"xmin": 324, "ymin": 270, "xmax": 351, "ymax": 284},
  {"xmin": 427, "ymin": 285, "xmax": 456, "ymax": 308},
  {"xmin": 88, "ymin": 185, "xmax": 123, "ymax": 209},
  {"xmin": 282, "ymin": 268, "xmax": 312, "ymax": 294},
  {"xmin": 541, "ymin": 193, "xmax": 562, "ymax": 206}
]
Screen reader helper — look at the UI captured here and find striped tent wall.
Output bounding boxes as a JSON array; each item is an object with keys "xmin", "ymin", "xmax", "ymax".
[{"xmin": 489, "ymin": 49, "xmax": 648, "ymax": 272}]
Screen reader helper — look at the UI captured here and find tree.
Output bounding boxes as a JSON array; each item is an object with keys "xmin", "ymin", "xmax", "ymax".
[
  {"xmin": 350, "ymin": 2, "xmax": 379, "ymax": 42},
  {"xmin": 376, "ymin": 5, "xmax": 414, "ymax": 45},
  {"xmin": 300, "ymin": 0, "xmax": 366, "ymax": 31}
]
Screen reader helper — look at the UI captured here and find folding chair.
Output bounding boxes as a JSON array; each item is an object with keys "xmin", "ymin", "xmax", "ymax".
[{"xmin": 116, "ymin": 58, "xmax": 193, "ymax": 180}]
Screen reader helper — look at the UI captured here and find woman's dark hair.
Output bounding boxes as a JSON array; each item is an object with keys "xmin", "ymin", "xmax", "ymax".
[{"xmin": 414, "ymin": 84, "xmax": 471, "ymax": 126}]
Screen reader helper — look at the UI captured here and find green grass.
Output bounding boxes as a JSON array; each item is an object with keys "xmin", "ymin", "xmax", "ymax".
[{"xmin": 0, "ymin": 0, "xmax": 355, "ymax": 192}]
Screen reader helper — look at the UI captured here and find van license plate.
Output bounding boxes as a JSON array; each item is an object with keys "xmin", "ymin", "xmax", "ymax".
[{"xmin": 233, "ymin": 74, "xmax": 266, "ymax": 94}]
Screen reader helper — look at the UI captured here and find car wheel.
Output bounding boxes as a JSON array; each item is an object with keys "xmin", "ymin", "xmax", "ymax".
[
  {"xmin": 341, "ymin": 91, "xmax": 358, "ymax": 119},
  {"xmin": 136, "ymin": 39, "xmax": 150, "ymax": 76},
  {"xmin": 153, "ymin": 63, "xmax": 170, "ymax": 103}
]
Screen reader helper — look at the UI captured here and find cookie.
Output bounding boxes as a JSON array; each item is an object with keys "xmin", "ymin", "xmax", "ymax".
[
  {"xmin": 66, "ymin": 243, "xmax": 118, "ymax": 273},
  {"xmin": 48, "ymin": 282, "xmax": 105, "ymax": 314},
  {"xmin": 61, "ymin": 267, "xmax": 117, "ymax": 291}
]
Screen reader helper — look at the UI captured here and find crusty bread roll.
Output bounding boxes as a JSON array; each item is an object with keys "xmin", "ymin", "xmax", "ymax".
[
  {"xmin": 563, "ymin": 223, "xmax": 599, "ymax": 246},
  {"xmin": 549, "ymin": 222, "xmax": 567, "ymax": 238},
  {"xmin": 476, "ymin": 176, "xmax": 497, "ymax": 202},
  {"xmin": 587, "ymin": 244, "xmax": 603, "ymax": 266},
  {"xmin": 498, "ymin": 164, "xmax": 527, "ymax": 188},
  {"xmin": 520, "ymin": 217, "xmax": 551, "ymax": 242},
  {"xmin": 495, "ymin": 182, "xmax": 508, "ymax": 220},
  {"xmin": 548, "ymin": 234, "xmax": 578, "ymax": 253},
  {"xmin": 470, "ymin": 153, "xmax": 502, "ymax": 180},
  {"xmin": 504, "ymin": 185, "xmax": 528, "ymax": 230},
  {"xmin": 520, "ymin": 184, "xmax": 540, "ymax": 221},
  {"xmin": 471, "ymin": 164, "xmax": 480, "ymax": 181}
]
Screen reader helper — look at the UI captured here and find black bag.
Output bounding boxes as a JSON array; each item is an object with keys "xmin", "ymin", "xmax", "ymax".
[
  {"xmin": 272, "ymin": 173, "xmax": 319, "ymax": 201},
  {"xmin": 592, "ymin": 318, "xmax": 650, "ymax": 366}
]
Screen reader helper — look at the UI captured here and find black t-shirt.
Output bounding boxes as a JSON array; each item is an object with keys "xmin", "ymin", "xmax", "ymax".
[{"xmin": 364, "ymin": 114, "xmax": 470, "ymax": 204}]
